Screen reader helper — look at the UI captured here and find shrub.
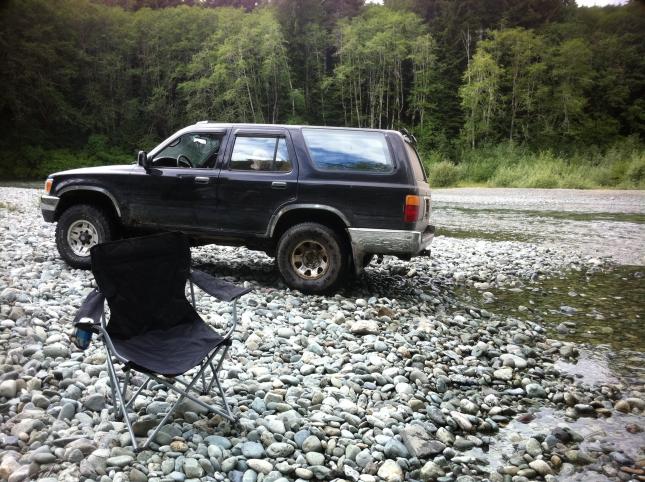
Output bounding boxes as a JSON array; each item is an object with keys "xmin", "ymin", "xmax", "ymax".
[
  {"xmin": 626, "ymin": 155, "xmax": 645, "ymax": 186},
  {"xmin": 428, "ymin": 161, "xmax": 460, "ymax": 187}
]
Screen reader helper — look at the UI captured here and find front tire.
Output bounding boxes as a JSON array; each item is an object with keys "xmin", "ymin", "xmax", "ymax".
[
  {"xmin": 276, "ymin": 222, "xmax": 348, "ymax": 294},
  {"xmin": 55, "ymin": 204, "xmax": 115, "ymax": 269}
]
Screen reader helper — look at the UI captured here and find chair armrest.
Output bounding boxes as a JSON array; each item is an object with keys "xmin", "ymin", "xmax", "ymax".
[
  {"xmin": 190, "ymin": 269, "xmax": 252, "ymax": 302},
  {"xmin": 72, "ymin": 288, "xmax": 105, "ymax": 332}
]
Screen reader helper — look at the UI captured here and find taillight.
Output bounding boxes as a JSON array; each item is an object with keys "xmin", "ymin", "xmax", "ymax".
[
  {"xmin": 404, "ymin": 195, "xmax": 420, "ymax": 222},
  {"xmin": 44, "ymin": 179, "xmax": 52, "ymax": 194}
]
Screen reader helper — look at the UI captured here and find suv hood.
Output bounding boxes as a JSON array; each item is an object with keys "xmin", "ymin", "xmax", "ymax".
[{"xmin": 51, "ymin": 164, "xmax": 136, "ymax": 177}]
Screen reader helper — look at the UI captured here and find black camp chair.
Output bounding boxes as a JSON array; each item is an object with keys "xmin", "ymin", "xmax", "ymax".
[{"xmin": 71, "ymin": 232, "xmax": 251, "ymax": 451}]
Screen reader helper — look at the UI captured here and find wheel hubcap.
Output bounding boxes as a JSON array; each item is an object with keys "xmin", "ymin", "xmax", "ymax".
[
  {"xmin": 67, "ymin": 220, "xmax": 99, "ymax": 257},
  {"xmin": 291, "ymin": 240, "xmax": 329, "ymax": 280}
]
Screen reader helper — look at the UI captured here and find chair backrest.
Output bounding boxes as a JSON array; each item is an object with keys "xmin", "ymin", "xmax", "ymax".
[{"xmin": 90, "ymin": 232, "xmax": 195, "ymax": 339}]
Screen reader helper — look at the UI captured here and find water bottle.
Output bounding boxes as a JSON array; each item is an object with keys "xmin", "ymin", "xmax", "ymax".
[{"xmin": 72, "ymin": 318, "xmax": 94, "ymax": 350}]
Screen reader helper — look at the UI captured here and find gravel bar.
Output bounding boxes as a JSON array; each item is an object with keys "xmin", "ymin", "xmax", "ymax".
[{"xmin": 0, "ymin": 187, "xmax": 643, "ymax": 482}]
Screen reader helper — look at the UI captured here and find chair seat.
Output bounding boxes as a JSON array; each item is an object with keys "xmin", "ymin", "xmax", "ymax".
[{"xmin": 111, "ymin": 319, "xmax": 225, "ymax": 376}]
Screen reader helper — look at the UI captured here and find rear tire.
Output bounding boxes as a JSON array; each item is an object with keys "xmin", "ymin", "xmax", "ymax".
[
  {"xmin": 55, "ymin": 204, "xmax": 115, "ymax": 269},
  {"xmin": 276, "ymin": 222, "xmax": 348, "ymax": 294}
]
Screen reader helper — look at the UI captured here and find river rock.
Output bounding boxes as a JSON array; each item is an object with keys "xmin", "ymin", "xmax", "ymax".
[
  {"xmin": 525, "ymin": 438, "xmax": 542, "ymax": 457},
  {"xmin": 266, "ymin": 442, "xmax": 294, "ymax": 458},
  {"xmin": 420, "ymin": 461, "xmax": 445, "ymax": 480},
  {"xmin": 494, "ymin": 368, "xmax": 513, "ymax": 381},
  {"xmin": 241, "ymin": 442, "xmax": 265, "ymax": 459},
  {"xmin": 43, "ymin": 343, "xmax": 69, "ymax": 358},
  {"xmin": 400, "ymin": 425, "xmax": 445, "ymax": 458},
  {"xmin": 183, "ymin": 458, "xmax": 204, "ymax": 478},
  {"xmin": 247, "ymin": 459, "xmax": 273, "ymax": 475},
  {"xmin": 302, "ymin": 435, "xmax": 322, "ymax": 453},
  {"xmin": 384, "ymin": 439, "xmax": 409, "ymax": 458},
  {"xmin": 529, "ymin": 460, "xmax": 553, "ymax": 475},
  {"xmin": 525, "ymin": 383, "xmax": 546, "ymax": 398},
  {"xmin": 377, "ymin": 460, "xmax": 403, "ymax": 482},
  {"xmin": 106, "ymin": 455, "xmax": 133, "ymax": 467},
  {"xmin": 350, "ymin": 320, "xmax": 379, "ymax": 335},
  {"xmin": 0, "ymin": 380, "xmax": 17, "ymax": 398},
  {"xmin": 83, "ymin": 393, "xmax": 106, "ymax": 411}
]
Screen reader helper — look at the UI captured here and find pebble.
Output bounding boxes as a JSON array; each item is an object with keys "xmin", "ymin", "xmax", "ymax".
[
  {"xmin": 302, "ymin": 435, "xmax": 322, "ymax": 453},
  {"xmin": 494, "ymin": 368, "xmax": 514, "ymax": 381},
  {"xmin": 529, "ymin": 459, "xmax": 553, "ymax": 475},
  {"xmin": 525, "ymin": 438, "xmax": 542, "ymax": 457},
  {"xmin": 83, "ymin": 393, "xmax": 106, "ymax": 411},
  {"xmin": 106, "ymin": 455, "xmax": 134, "ymax": 467},
  {"xmin": 183, "ymin": 458, "xmax": 204, "ymax": 478},
  {"xmin": 350, "ymin": 320, "xmax": 379, "ymax": 335},
  {"xmin": 377, "ymin": 460, "xmax": 403, "ymax": 482},
  {"xmin": 0, "ymin": 379, "xmax": 17, "ymax": 398},
  {"xmin": 266, "ymin": 442, "xmax": 294, "ymax": 458},
  {"xmin": 247, "ymin": 459, "xmax": 273, "ymax": 475},
  {"xmin": 525, "ymin": 383, "xmax": 546, "ymax": 398},
  {"xmin": 384, "ymin": 439, "xmax": 409, "ymax": 458},
  {"xmin": 241, "ymin": 441, "xmax": 265, "ymax": 458}
]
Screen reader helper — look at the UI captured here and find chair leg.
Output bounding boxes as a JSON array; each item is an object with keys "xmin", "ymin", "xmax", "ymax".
[
  {"xmin": 107, "ymin": 357, "xmax": 120, "ymax": 418},
  {"xmin": 213, "ymin": 371, "xmax": 234, "ymax": 420},
  {"xmin": 124, "ymin": 377, "xmax": 152, "ymax": 411},
  {"xmin": 106, "ymin": 352, "xmax": 139, "ymax": 451},
  {"xmin": 122, "ymin": 369, "xmax": 131, "ymax": 401}
]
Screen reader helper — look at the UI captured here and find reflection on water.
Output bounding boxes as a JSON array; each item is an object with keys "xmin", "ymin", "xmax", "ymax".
[
  {"xmin": 458, "ymin": 266, "xmax": 645, "ymax": 387},
  {"xmin": 554, "ymin": 350, "xmax": 619, "ymax": 386},
  {"xmin": 467, "ymin": 408, "xmax": 645, "ymax": 478}
]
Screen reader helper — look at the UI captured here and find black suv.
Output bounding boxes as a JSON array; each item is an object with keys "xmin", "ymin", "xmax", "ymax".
[{"xmin": 41, "ymin": 122, "xmax": 434, "ymax": 293}]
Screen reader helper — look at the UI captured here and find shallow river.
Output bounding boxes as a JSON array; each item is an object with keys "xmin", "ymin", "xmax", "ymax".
[{"xmin": 432, "ymin": 188, "xmax": 644, "ymax": 387}]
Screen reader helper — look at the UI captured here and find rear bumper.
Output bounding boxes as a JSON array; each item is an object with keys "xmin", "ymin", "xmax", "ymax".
[
  {"xmin": 40, "ymin": 195, "xmax": 59, "ymax": 222},
  {"xmin": 348, "ymin": 225, "xmax": 435, "ymax": 257}
]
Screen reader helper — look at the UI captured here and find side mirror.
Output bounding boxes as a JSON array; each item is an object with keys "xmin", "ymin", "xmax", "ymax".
[{"xmin": 137, "ymin": 150, "xmax": 150, "ymax": 170}]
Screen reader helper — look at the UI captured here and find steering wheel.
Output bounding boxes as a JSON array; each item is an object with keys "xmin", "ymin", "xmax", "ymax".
[{"xmin": 177, "ymin": 155, "xmax": 193, "ymax": 168}]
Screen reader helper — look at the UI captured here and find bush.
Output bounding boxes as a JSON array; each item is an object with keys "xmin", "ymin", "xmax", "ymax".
[
  {"xmin": 625, "ymin": 155, "xmax": 645, "ymax": 187},
  {"xmin": 442, "ymin": 138, "xmax": 645, "ymax": 189},
  {"xmin": 428, "ymin": 161, "xmax": 460, "ymax": 187}
]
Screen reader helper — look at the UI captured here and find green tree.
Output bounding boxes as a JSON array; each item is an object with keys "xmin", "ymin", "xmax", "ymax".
[
  {"xmin": 180, "ymin": 8, "xmax": 295, "ymax": 123},
  {"xmin": 459, "ymin": 51, "xmax": 500, "ymax": 148},
  {"xmin": 332, "ymin": 6, "xmax": 435, "ymax": 129},
  {"xmin": 545, "ymin": 38, "xmax": 593, "ymax": 140}
]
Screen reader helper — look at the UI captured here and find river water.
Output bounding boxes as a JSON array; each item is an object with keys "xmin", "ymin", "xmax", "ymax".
[
  {"xmin": 433, "ymin": 188, "xmax": 645, "ymax": 480},
  {"xmin": 432, "ymin": 188, "xmax": 645, "ymax": 387}
]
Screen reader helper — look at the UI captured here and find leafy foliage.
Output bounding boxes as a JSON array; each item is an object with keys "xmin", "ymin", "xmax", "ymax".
[{"xmin": 0, "ymin": 0, "xmax": 643, "ymax": 185}]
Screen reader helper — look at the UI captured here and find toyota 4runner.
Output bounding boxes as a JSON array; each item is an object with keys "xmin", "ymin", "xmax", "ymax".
[{"xmin": 41, "ymin": 122, "xmax": 434, "ymax": 293}]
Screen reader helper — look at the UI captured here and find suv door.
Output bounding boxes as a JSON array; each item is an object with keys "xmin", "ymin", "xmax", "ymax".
[
  {"xmin": 216, "ymin": 128, "xmax": 298, "ymax": 235},
  {"xmin": 129, "ymin": 131, "xmax": 225, "ymax": 229}
]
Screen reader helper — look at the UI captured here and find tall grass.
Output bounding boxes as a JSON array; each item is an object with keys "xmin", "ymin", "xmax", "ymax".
[{"xmin": 424, "ymin": 137, "xmax": 645, "ymax": 189}]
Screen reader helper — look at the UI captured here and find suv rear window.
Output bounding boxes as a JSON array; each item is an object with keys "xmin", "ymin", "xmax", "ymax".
[{"xmin": 302, "ymin": 128, "xmax": 393, "ymax": 173}]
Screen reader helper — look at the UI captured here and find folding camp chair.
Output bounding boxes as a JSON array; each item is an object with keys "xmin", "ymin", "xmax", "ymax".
[{"xmin": 71, "ymin": 232, "xmax": 251, "ymax": 451}]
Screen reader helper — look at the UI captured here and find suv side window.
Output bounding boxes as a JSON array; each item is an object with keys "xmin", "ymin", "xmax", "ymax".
[
  {"xmin": 230, "ymin": 136, "xmax": 292, "ymax": 172},
  {"xmin": 302, "ymin": 128, "xmax": 393, "ymax": 173},
  {"xmin": 153, "ymin": 133, "xmax": 223, "ymax": 168}
]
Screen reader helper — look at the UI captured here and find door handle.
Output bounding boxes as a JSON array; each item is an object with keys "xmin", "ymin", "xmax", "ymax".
[
  {"xmin": 194, "ymin": 176, "xmax": 210, "ymax": 184},
  {"xmin": 271, "ymin": 181, "xmax": 287, "ymax": 189}
]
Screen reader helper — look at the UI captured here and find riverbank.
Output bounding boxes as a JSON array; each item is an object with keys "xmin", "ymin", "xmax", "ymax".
[
  {"xmin": 0, "ymin": 186, "xmax": 643, "ymax": 481},
  {"xmin": 424, "ymin": 141, "xmax": 645, "ymax": 190}
]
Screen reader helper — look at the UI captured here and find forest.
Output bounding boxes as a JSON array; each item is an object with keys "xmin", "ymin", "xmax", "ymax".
[{"xmin": 0, "ymin": 0, "xmax": 643, "ymax": 188}]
